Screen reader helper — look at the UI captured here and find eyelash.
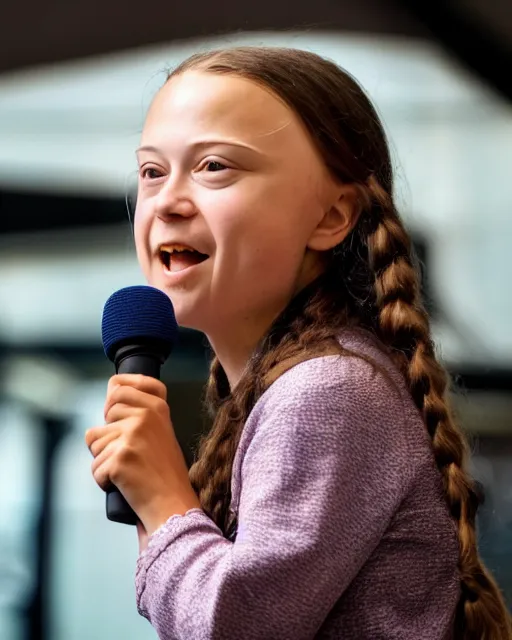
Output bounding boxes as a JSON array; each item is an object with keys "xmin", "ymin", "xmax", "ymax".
[
  {"xmin": 202, "ymin": 160, "xmax": 228, "ymax": 172},
  {"xmin": 140, "ymin": 167, "xmax": 164, "ymax": 180},
  {"xmin": 139, "ymin": 159, "xmax": 230, "ymax": 181}
]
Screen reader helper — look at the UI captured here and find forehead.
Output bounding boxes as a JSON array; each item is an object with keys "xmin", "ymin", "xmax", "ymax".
[{"xmin": 143, "ymin": 70, "xmax": 306, "ymax": 147}]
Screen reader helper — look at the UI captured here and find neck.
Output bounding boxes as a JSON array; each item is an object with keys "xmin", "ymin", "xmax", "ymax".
[
  {"xmin": 206, "ymin": 314, "xmax": 274, "ymax": 389},
  {"xmin": 208, "ymin": 285, "xmax": 325, "ymax": 389},
  {"xmin": 206, "ymin": 269, "xmax": 327, "ymax": 389}
]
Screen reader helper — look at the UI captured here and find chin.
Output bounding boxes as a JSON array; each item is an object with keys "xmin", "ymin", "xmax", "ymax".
[
  {"xmin": 145, "ymin": 271, "xmax": 213, "ymax": 333},
  {"xmin": 165, "ymin": 294, "xmax": 209, "ymax": 334}
]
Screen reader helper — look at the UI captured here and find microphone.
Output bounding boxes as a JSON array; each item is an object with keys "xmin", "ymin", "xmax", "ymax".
[{"xmin": 101, "ymin": 285, "xmax": 179, "ymax": 525}]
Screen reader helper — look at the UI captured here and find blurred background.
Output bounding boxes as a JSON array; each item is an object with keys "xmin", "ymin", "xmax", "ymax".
[{"xmin": 0, "ymin": 1, "xmax": 511, "ymax": 638}]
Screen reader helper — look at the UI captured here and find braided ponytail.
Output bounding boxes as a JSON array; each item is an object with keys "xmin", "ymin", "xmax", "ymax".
[
  {"xmin": 189, "ymin": 354, "xmax": 259, "ymax": 532},
  {"xmin": 366, "ymin": 177, "xmax": 512, "ymax": 639}
]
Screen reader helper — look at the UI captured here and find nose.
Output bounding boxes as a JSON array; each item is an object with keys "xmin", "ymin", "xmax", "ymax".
[{"xmin": 153, "ymin": 176, "xmax": 197, "ymax": 221}]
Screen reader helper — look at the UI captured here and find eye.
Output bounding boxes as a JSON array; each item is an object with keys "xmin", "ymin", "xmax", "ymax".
[
  {"xmin": 140, "ymin": 166, "xmax": 165, "ymax": 180},
  {"xmin": 203, "ymin": 160, "xmax": 228, "ymax": 172}
]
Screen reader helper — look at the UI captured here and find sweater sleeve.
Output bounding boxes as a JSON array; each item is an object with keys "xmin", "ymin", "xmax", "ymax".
[{"xmin": 135, "ymin": 354, "xmax": 413, "ymax": 640}]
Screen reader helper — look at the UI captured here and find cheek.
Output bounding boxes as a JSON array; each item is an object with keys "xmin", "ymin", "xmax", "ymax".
[
  {"xmin": 209, "ymin": 189, "xmax": 309, "ymax": 284},
  {"xmin": 221, "ymin": 179, "xmax": 315, "ymax": 247},
  {"xmin": 133, "ymin": 205, "xmax": 152, "ymax": 274}
]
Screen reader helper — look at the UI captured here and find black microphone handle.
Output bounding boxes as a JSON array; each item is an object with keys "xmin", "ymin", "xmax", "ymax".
[{"xmin": 106, "ymin": 347, "xmax": 163, "ymax": 525}]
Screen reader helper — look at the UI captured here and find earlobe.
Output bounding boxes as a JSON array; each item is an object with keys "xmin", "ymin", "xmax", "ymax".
[{"xmin": 307, "ymin": 184, "xmax": 361, "ymax": 252}]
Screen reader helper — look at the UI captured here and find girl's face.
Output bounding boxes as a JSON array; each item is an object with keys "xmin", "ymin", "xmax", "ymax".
[{"xmin": 135, "ymin": 70, "xmax": 340, "ymax": 338}]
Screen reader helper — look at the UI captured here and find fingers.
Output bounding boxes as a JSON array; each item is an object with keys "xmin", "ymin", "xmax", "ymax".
[
  {"xmin": 86, "ymin": 373, "xmax": 172, "ymax": 497},
  {"xmin": 105, "ymin": 401, "xmax": 144, "ymax": 425},
  {"xmin": 85, "ymin": 423, "xmax": 119, "ymax": 451},
  {"xmin": 107, "ymin": 374, "xmax": 167, "ymax": 401},
  {"xmin": 87, "ymin": 427, "xmax": 121, "ymax": 458},
  {"xmin": 104, "ymin": 379, "xmax": 169, "ymax": 423},
  {"xmin": 91, "ymin": 438, "xmax": 119, "ymax": 491},
  {"xmin": 87, "ymin": 423, "xmax": 137, "ymax": 490},
  {"xmin": 86, "ymin": 425, "xmax": 123, "ymax": 491},
  {"xmin": 91, "ymin": 437, "xmax": 138, "ymax": 491}
]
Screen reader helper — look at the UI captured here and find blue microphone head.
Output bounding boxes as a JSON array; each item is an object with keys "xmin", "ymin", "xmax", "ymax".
[{"xmin": 101, "ymin": 285, "xmax": 178, "ymax": 362}]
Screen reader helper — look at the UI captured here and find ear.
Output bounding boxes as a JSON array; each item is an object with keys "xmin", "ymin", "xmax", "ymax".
[{"xmin": 307, "ymin": 183, "xmax": 361, "ymax": 252}]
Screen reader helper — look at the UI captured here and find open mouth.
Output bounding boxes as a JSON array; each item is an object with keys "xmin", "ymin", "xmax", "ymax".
[{"xmin": 159, "ymin": 243, "xmax": 209, "ymax": 273}]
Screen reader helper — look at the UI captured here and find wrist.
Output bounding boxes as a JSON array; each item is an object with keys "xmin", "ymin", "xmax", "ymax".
[{"xmin": 142, "ymin": 491, "xmax": 201, "ymax": 537}]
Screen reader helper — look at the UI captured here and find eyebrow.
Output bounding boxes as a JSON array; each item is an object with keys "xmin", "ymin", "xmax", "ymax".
[
  {"xmin": 136, "ymin": 139, "xmax": 262, "ymax": 156},
  {"xmin": 136, "ymin": 145, "xmax": 163, "ymax": 155}
]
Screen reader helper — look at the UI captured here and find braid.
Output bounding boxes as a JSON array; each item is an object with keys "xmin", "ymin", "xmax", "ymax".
[
  {"xmin": 188, "ymin": 355, "xmax": 259, "ymax": 532},
  {"xmin": 366, "ymin": 176, "xmax": 512, "ymax": 639},
  {"xmin": 189, "ymin": 281, "xmax": 347, "ymax": 534}
]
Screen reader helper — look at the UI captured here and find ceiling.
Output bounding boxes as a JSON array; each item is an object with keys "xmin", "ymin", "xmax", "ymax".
[{"xmin": 0, "ymin": 0, "xmax": 510, "ymax": 101}]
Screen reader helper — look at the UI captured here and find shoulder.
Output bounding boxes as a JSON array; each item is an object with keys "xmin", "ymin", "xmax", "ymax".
[
  {"xmin": 241, "ymin": 331, "xmax": 412, "ymax": 455},
  {"xmin": 259, "ymin": 330, "xmax": 406, "ymax": 423},
  {"xmin": 230, "ymin": 331, "xmax": 418, "ymax": 515}
]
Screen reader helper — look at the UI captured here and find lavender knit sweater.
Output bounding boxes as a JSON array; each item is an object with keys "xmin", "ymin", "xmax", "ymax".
[{"xmin": 135, "ymin": 329, "xmax": 460, "ymax": 639}]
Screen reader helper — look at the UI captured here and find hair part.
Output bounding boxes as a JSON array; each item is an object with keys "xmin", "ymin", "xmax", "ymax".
[{"xmin": 168, "ymin": 46, "xmax": 511, "ymax": 639}]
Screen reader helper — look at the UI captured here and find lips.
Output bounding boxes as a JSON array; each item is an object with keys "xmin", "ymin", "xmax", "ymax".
[{"xmin": 158, "ymin": 243, "xmax": 209, "ymax": 273}]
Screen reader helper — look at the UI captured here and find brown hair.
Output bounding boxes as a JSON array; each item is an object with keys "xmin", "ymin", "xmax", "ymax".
[{"xmin": 167, "ymin": 47, "xmax": 511, "ymax": 638}]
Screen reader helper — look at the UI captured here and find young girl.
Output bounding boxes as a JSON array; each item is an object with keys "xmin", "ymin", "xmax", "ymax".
[{"xmin": 85, "ymin": 47, "xmax": 511, "ymax": 639}]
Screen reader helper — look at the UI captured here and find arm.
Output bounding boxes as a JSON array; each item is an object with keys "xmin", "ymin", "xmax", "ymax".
[{"xmin": 136, "ymin": 355, "xmax": 412, "ymax": 640}]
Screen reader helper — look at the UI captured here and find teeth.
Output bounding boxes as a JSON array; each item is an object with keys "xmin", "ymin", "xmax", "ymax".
[{"xmin": 160, "ymin": 244, "xmax": 196, "ymax": 254}]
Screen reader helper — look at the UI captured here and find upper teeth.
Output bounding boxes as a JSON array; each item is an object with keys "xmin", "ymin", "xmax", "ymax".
[{"xmin": 160, "ymin": 244, "xmax": 195, "ymax": 253}]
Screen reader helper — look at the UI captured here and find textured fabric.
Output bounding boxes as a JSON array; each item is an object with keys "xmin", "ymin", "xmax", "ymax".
[{"xmin": 135, "ymin": 328, "xmax": 460, "ymax": 639}]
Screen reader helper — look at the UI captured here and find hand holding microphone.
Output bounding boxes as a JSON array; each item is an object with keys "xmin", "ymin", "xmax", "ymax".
[{"xmin": 85, "ymin": 286, "xmax": 200, "ymax": 540}]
